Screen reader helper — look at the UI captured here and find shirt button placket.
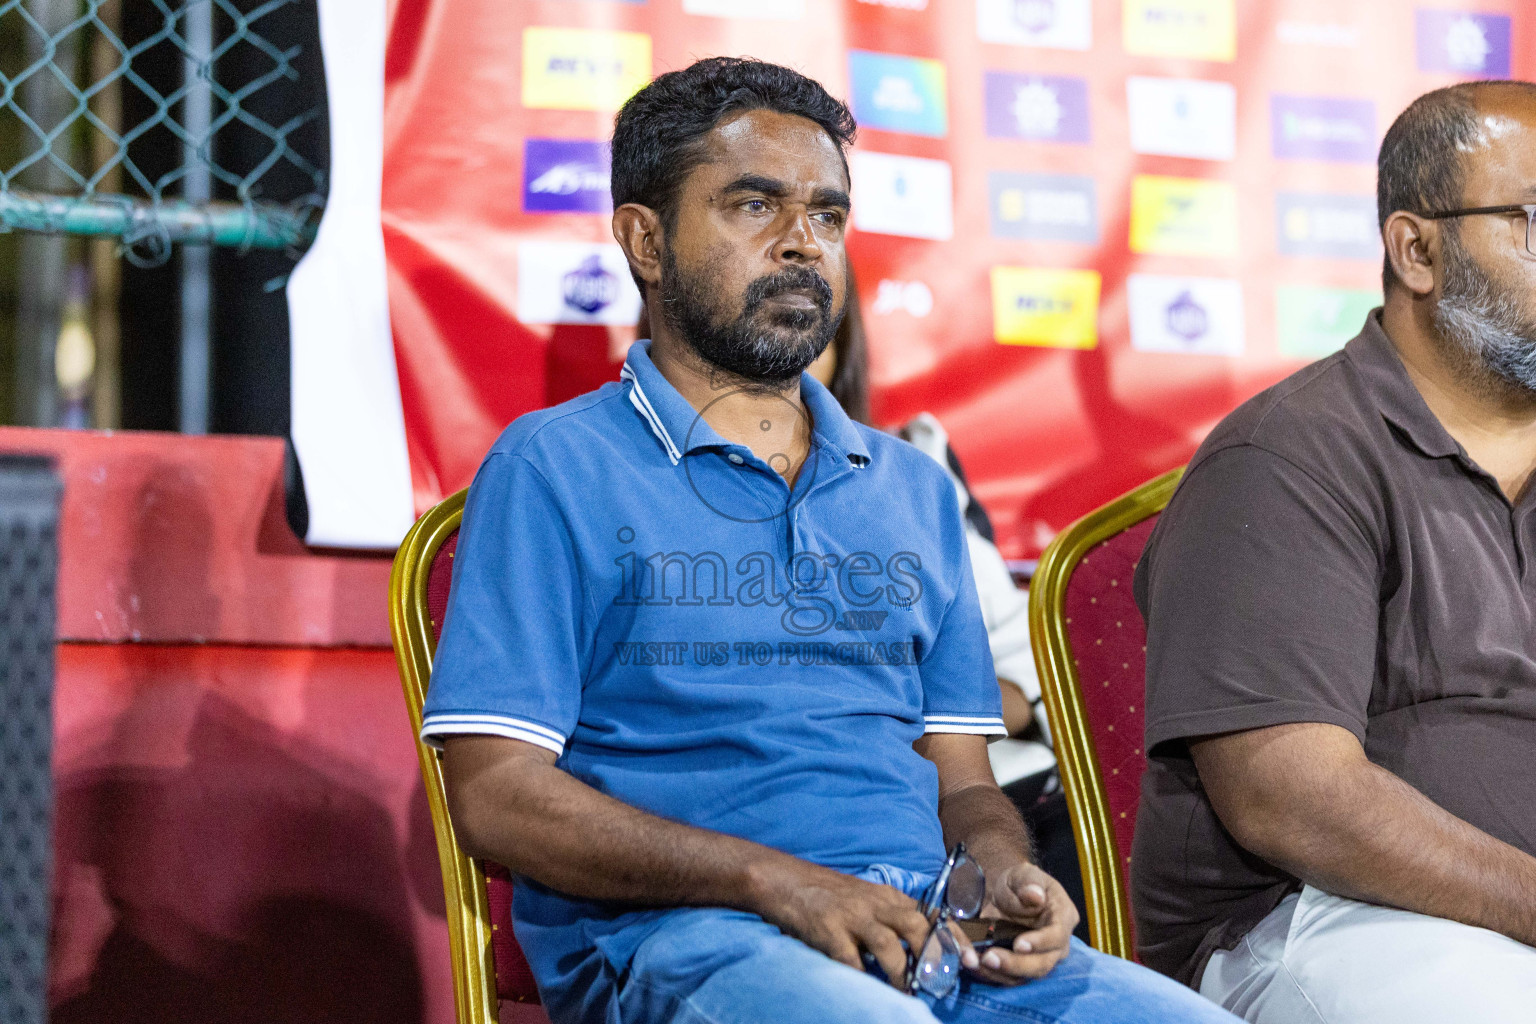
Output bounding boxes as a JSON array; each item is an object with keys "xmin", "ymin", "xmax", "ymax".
[{"xmin": 790, "ymin": 505, "xmax": 815, "ymax": 564}]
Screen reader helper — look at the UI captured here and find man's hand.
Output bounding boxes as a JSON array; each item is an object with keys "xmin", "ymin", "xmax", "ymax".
[
  {"xmin": 965, "ymin": 861, "xmax": 1078, "ymax": 983},
  {"xmin": 913, "ymin": 732, "xmax": 1078, "ymax": 986},
  {"xmin": 747, "ymin": 857, "xmax": 932, "ymax": 990}
]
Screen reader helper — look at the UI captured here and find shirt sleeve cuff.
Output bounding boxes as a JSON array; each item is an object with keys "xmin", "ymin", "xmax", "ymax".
[
  {"xmin": 1143, "ymin": 701, "xmax": 1366, "ymax": 752},
  {"xmin": 923, "ymin": 714, "xmax": 1009, "ymax": 736},
  {"xmin": 420, "ymin": 712, "xmax": 567, "ymax": 755}
]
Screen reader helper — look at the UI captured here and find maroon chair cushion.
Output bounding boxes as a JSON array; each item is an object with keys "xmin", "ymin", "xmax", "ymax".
[
  {"xmin": 485, "ymin": 864, "xmax": 541, "ymax": 1002},
  {"xmin": 1059, "ymin": 514, "xmax": 1160, "ymax": 939},
  {"xmin": 426, "ymin": 532, "xmax": 458, "ymax": 641},
  {"xmin": 426, "ymin": 529, "xmax": 541, "ymax": 1004}
]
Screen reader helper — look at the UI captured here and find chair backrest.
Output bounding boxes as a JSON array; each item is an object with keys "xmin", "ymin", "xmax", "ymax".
[
  {"xmin": 390, "ymin": 490, "xmax": 544, "ymax": 1021},
  {"xmin": 1028, "ymin": 468, "xmax": 1183, "ymax": 961}
]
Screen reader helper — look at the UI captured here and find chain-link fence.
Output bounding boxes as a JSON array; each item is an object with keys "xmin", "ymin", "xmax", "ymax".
[{"xmin": 0, "ymin": 0, "xmax": 324, "ymax": 267}]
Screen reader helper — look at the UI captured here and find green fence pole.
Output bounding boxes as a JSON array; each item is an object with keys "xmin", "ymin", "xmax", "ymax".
[{"xmin": 0, "ymin": 189, "xmax": 317, "ymax": 249}]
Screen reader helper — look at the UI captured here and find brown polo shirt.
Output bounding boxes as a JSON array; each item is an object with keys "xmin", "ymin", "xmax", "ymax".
[{"xmin": 1132, "ymin": 312, "xmax": 1536, "ymax": 986}]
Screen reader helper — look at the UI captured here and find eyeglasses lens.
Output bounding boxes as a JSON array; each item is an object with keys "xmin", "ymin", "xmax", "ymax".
[
  {"xmin": 1525, "ymin": 210, "xmax": 1536, "ymax": 258},
  {"xmin": 913, "ymin": 917, "xmax": 961, "ymax": 998},
  {"xmin": 946, "ymin": 857, "xmax": 986, "ymax": 920},
  {"xmin": 909, "ymin": 844, "xmax": 987, "ymax": 998}
]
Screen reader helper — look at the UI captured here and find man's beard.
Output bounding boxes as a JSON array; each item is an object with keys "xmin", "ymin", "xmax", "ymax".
[
  {"xmin": 1432, "ymin": 230, "xmax": 1536, "ymax": 396},
  {"xmin": 657, "ymin": 245, "xmax": 844, "ymax": 389}
]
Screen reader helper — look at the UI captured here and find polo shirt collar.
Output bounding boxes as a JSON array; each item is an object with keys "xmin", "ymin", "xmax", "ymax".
[
  {"xmin": 619, "ymin": 340, "xmax": 872, "ymax": 469},
  {"xmin": 800, "ymin": 372, "xmax": 872, "ymax": 469},
  {"xmin": 1345, "ymin": 312, "xmax": 1463, "ymax": 461},
  {"xmin": 619, "ymin": 340, "xmax": 718, "ymax": 463}
]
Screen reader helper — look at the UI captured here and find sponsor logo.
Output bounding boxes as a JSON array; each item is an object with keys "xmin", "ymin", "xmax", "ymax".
[
  {"xmin": 682, "ymin": 0, "xmax": 807, "ymax": 17},
  {"xmin": 849, "ymin": 51, "xmax": 948, "ymax": 137},
  {"xmin": 1271, "ymin": 95, "xmax": 1376, "ymax": 162},
  {"xmin": 1275, "ymin": 193, "xmax": 1379, "ymax": 260},
  {"xmin": 1276, "ymin": 285, "xmax": 1380, "ymax": 359},
  {"xmin": 523, "ymin": 139, "xmax": 611, "ymax": 214},
  {"xmin": 1126, "ymin": 77, "xmax": 1235, "ymax": 161},
  {"xmin": 1127, "ymin": 274, "xmax": 1244, "ymax": 356},
  {"xmin": 1416, "ymin": 10, "xmax": 1510, "ymax": 77},
  {"xmin": 1129, "ymin": 175, "xmax": 1239, "ymax": 257},
  {"xmin": 871, "ymin": 279, "xmax": 935, "ymax": 317},
  {"xmin": 1275, "ymin": 20, "xmax": 1360, "ymax": 47},
  {"xmin": 1122, "ymin": 0, "xmax": 1236, "ymax": 61},
  {"xmin": 563, "ymin": 256, "xmax": 618, "ymax": 314},
  {"xmin": 976, "ymin": 0, "xmax": 1092, "ymax": 50},
  {"xmin": 988, "ymin": 172, "xmax": 1098, "ymax": 242},
  {"xmin": 1166, "ymin": 291, "xmax": 1208, "ymax": 342},
  {"xmin": 983, "ymin": 72, "xmax": 1090, "ymax": 142},
  {"xmin": 517, "ymin": 241, "xmax": 642, "ymax": 325},
  {"xmin": 522, "ymin": 28, "xmax": 651, "ymax": 111},
  {"xmin": 849, "ymin": 152, "xmax": 954, "ymax": 240},
  {"xmin": 991, "ymin": 267, "xmax": 1101, "ymax": 349}
]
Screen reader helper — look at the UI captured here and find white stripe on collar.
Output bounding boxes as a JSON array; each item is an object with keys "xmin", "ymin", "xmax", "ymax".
[{"xmin": 620, "ymin": 365, "xmax": 682, "ymax": 465}]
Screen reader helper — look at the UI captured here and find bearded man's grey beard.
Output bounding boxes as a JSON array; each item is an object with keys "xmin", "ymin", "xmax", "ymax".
[{"xmin": 1432, "ymin": 231, "xmax": 1536, "ymax": 396}]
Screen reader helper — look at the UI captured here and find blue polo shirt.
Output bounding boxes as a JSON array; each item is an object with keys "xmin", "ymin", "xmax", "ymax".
[{"xmin": 422, "ymin": 340, "xmax": 1003, "ymax": 1010}]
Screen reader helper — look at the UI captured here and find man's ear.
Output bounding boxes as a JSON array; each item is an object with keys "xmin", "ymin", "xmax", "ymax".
[
  {"xmin": 613, "ymin": 203, "xmax": 664, "ymax": 289},
  {"xmin": 1383, "ymin": 211, "xmax": 1438, "ymax": 297}
]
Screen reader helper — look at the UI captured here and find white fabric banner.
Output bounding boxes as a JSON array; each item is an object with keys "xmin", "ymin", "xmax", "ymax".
[{"xmin": 286, "ymin": 0, "xmax": 414, "ymax": 549}]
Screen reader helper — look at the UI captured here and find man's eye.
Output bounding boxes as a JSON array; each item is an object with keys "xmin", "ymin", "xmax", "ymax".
[
  {"xmin": 814, "ymin": 211, "xmax": 844, "ymax": 226},
  {"xmin": 743, "ymin": 199, "xmax": 769, "ymax": 212}
]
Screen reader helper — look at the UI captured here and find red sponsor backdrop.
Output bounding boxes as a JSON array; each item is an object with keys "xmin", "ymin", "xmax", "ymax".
[{"xmin": 381, "ymin": 0, "xmax": 1532, "ymax": 558}]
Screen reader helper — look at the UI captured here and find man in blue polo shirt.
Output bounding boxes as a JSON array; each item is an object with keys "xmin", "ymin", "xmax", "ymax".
[{"xmin": 423, "ymin": 57, "xmax": 1235, "ymax": 1024}]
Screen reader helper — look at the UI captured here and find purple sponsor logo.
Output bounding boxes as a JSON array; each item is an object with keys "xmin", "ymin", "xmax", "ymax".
[
  {"xmin": 1416, "ymin": 10, "xmax": 1511, "ymax": 77},
  {"xmin": 1270, "ymin": 95, "xmax": 1376, "ymax": 163},
  {"xmin": 524, "ymin": 138, "xmax": 611, "ymax": 213},
  {"xmin": 563, "ymin": 256, "xmax": 619, "ymax": 314},
  {"xmin": 984, "ymin": 72, "xmax": 1090, "ymax": 143},
  {"xmin": 1166, "ymin": 291, "xmax": 1208, "ymax": 342}
]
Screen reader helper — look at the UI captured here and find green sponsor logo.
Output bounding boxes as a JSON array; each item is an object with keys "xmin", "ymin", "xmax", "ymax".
[{"xmin": 1276, "ymin": 286, "xmax": 1380, "ymax": 359}]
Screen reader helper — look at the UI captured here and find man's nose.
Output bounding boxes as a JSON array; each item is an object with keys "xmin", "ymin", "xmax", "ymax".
[{"xmin": 774, "ymin": 207, "xmax": 823, "ymax": 263}]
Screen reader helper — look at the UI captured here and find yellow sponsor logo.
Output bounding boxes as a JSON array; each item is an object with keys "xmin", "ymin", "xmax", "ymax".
[
  {"xmin": 991, "ymin": 267, "xmax": 1101, "ymax": 349},
  {"xmin": 523, "ymin": 27, "xmax": 652, "ymax": 111},
  {"xmin": 1129, "ymin": 175, "xmax": 1239, "ymax": 257},
  {"xmin": 1123, "ymin": 0, "xmax": 1236, "ymax": 62}
]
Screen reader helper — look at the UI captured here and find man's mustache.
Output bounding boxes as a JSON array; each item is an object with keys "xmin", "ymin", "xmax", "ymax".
[{"xmin": 741, "ymin": 267, "xmax": 834, "ymax": 316}]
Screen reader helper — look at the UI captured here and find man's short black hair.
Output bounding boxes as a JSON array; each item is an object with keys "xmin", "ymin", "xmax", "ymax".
[
  {"xmin": 610, "ymin": 57, "xmax": 857, "ymax": 228},
  {"xmin": 1377, "ymin": 80, "xmax": 1536, "ymax": 292}
]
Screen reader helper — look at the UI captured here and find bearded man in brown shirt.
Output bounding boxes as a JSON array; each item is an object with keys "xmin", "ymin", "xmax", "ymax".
[{"xmin": 1134, "ymin": 81, "xmax": 1536, "ymax": 1023}]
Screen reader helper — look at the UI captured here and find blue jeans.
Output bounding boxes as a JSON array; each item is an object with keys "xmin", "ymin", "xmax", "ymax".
[{"xmin": 604, "ymin": 864, "xmax": 1238, "ymax": 1024}]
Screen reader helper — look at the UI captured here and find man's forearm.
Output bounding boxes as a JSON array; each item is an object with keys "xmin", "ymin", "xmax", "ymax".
[
  {"xmin": 444, "ymin": 735, "xmax": 811, "ymax": 911},
  {"xmin": 937, "ymin": 780, "xmax": 1034, "ymax": 877},
  {"xmin": 442, "ymin": 734, "xmax": 938, "ymax": 984},
  {"xmin": 1266, "ymin": 758, "xmax": 1536, "ymax": 944},
  {"xmin": 1195, "ymin": 723, "xmax": 1536, "ymax": 947}
]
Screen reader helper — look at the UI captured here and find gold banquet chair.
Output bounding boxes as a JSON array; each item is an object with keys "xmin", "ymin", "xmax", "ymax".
[
  {"xmin": 1028, "ymin": 468, "xmax": 1184, "ymax": 961},
  {"xmin": 391, "ymin": 489, "xmax": 551, "ymax": 1024}
]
